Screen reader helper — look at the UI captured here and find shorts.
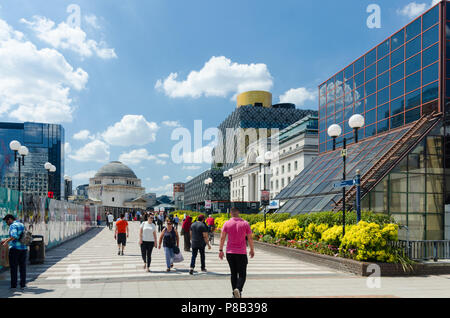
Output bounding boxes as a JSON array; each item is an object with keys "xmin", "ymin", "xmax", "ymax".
[{"xmin": 117, "ymin": 233, "xmax": 127, "ymax": 246}]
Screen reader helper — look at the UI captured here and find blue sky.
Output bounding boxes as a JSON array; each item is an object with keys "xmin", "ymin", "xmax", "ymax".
[{"xmin": 0, "ymin": 0, "xmax": 438, "ymax": 195}]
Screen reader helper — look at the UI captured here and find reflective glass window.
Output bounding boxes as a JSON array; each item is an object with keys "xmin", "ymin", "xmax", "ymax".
[
  {"xmin": 366, "ymin": 108, "xmax": 376, "ymax": 125},
  {"xmin": 327, "ymin": 102, "xmax": 334, "ymax": 115},
  {"xmin": 355, "ymin": 86, "xmax": 364, "ymax": 101},
  {"xmin": 355, "ymin": 71, "xmax": 364, "ymax": 88},
  {"xmin": 377, "ymin": 103, "xmax": 390, "ymax": 121},
  {"xmin": 345, "ymin": 78, "xmax": 354, "ymax": 93},
  {"xmin": 336, "ymin": 71, "xmax": 344, "ymax": 83},
  {"xmin": 335, "ymin": 110, "xmax": 343, "ymax": 124},
  {"xmin": 336, "ymin": 79, "xmax": 344, "ymax": 99},
  {"xmin": 377, "ymin": 72, "xmax": 389, "ymax": 90},
  {"xmin": 447, "ymin": 22, "xmax": 450, "ymax": 40},
  {"xmin": 423, "ymin": 5, "xmax": 438, "ymax": 31},
  {"xmin": 405, "ymin": 72, "xmax": 421, "ymax": 93},
  {"xmin": 391, "ymin": 29, "xmax": 405, "ymax": 51},
  {"xmin": 391, "ymin": 97, "xmax": 405, "ymax": 115},
  {"xmin": 406, "ymin": 53, "xmax": 421, "ymax": 76},
  {"xmin": 319, "ymin": 120, "xmax": 326, "ymax": 132},
  {"xmin": 423, "ymin": 43, "xmax": 438, "ymax": 67},
  {"xmin": 365, "ymin": 124, "xmax": 376, "ymax": 137},
  {"xmin": 344, "ymin": 65, "xmax": 353, "ymax": 81},
  {"xmin": 355, "ymin": 99, "xmax": 364, "ymax": 114},
  {"xmin": 344, "ymin": 106, "xmax": 353, "ymax": 122},
  {"xmin": 355, "ymin": 57, "xmax": 365, "ymax": 74},
  {"xmin": 365, "ymin": 79, "xmax": 376, "ymax": 96},
  {"xmin": 377, "ymin": 119, "xmax": 389, "ymax": 134},
  {"xmin": 423, "ymin": 24, "xmax": 439, "ymax": 49},
  {"xmin": 335, "ymin": 97, "xmax": 344, "ymax": 112},
  {"xmin": 365, "ymin": 49, "xmax": 376, "ymax": 67},
  {"xmin": 447, "ymin": 80, "xmax": 450, "ymax": 97},
  {"xmin": 422, "ymin": 62, "xmax": 438, "ymax": 86},
  {"xmin": 406, "ymin": 89, "xmax": 421, "ymax": 109},
  {"xmin": 406, "ymin": 36, "xmax": 421, "ymax": 59},
  {"xmin": 391, "ymin": 63, "xmax": 404, "ymax": 84},
  {"xmin": 366, "ymin": 93, "xmax": 376, "ymax": 110},
  {"xmin": 391, "ymin": 46, "xmax": 404, "ymax": 67},
  {"xmin": 406, "ymin": 18, "xmax": 421, "ymax": 42},
  {"xmin": 377, "ymin": 87, "xmax": 389, "ymax": 106},
  {"xmin": 365, "ymin": 64, "xmax": 376, "ymax": 81},
  {"xmin": 377, "ymin": 56, "xmax": 389, "ymax": 75},
  {"xmin": 377, "ymin": 40, "xmax": 389, "ymax": 59},
  {"xmin": 344, "ymin": 91, "xmax": 354, "ymax": 107},
  {"xmin": 422, "ymin": 81, "xmax": 439, "ymax": 103},
  {"xmin": 446, "ymin": 60, "xmax": 450, "ymax": 79},
  {"xmin": 405, "ymin": 107, "xmax": 421, "ymax": 124},
  {"xmin": 391, "ymin": 113, "xmax": 404, "ymax": 129},
  {"xmin": 391, "ymin": 79, "xmax": 404, "ymax": 100}
]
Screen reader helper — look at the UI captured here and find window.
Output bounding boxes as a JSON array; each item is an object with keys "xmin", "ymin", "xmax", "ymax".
[
  {"xmin": 112, "ymin": 197, "xmax": 115, "ymax": 202},
  {"xmin": 391, "ymin": 46, "xmax": 405, "ymax": 67},
  {"xmin": 365, "ymin": 79, "xmax": 376, "ymax": 97},
  {"xmin": 406, "ymin": 18, "xmax": 421, "ymax": 42},
  {"xmin": 344, "ymin": 65, "xmax": 354, "ymax": 80},
  {"xmin": 391, "ymin": 80, "xmax": 404, "ymax": 100},
  {"xmin": 276, "ymin": 180, "xmax": 279, "ymax": 190},
  {"xmin": 422, "ymin": 63, "xmax": 438, "ymax": 86},
  {"xmin": 423, "ymin": 5, "xmax": 438, "ymax": 31},
  {"xmin": 365, "ymin": 49, "xmax": 376, "ymax": 67},
  {"xmin": 405, "ymin": 107, "xmax": 421, "ymax": 123},
  {"xmin": 377, "ymin": 87, "xmax": 389, "ymax": 106},
  {"xmin": 295, "ymin": 161, "xmax": 298, "ymax": 170},
  {"xmin": 423, "ymin": 24, "xmax": 438, "ymax": 48},
  {"xmin": 422, "ymin": 81, "xmax": 438, "ymax": 103},
  {"xmin": 406, "ymin": 90, "xmax": 421, "ymax": 110},
  {"xmin": 391, "ymin": 29, "xmax": 405, "ymax": 51},
  {"xmin": 365, "ymin": 64, "xmax": 376, "ymax": 81},
  {"xmin": 377, "ymin": 72, "xmax": 389, "ymax": 90},
  {"xmin": 281, "ymin": 165, "xmax": 285, "ymax": 174},
  {"xmin": 366, "ymin": 94, "xmax": 376, "ymax": 110},
  {"xmin": 288, "ymin": 163, "xmax": 291, "ymax": 173},
  {"xmin": 365, "ymin": 124, "xmax": 376, "ymax": 137},
  {"xmin": 406, "ymin": 36, "xmax": 421, "ymax": 59},
  {"xmin": 366, "ymin": 109, "xmax": 376, "ymax": 126},
  {"xmin": 391, "ymin": 97, "xmax": 405, "ymax": 116},
  {"xmin": 391, "ymin": 113, "xmax": 404, "ymax": 129},
  {"xmin": 288, "ymin": 177, "xmax": 291, "ymax": 184},
  {"xmin": 281, "ymin": 179, "xmax": 285, "ymax": 188},
  {"xmin": 391, "ymin": 63, "xmax": 404, "ymax": 84},
  {"xmin": 422, "ymin": 43, "xmax": 438, "ymax": 67},
  {"xmin": 355, "ymin": 71, "xmax": 364, "ymax": 88},
  {"xmin": 405, "ymin": 72, "xmax": 421, "ymax": 93},
  {"xmin": 355, "ymin": 57, "xmax": 365, "ymax": 74},
  {"xmin": 377, "ymin": 103, "xmax": 390, "ymax": 121},
  {"xmin": 377, "ymin": 119, "xmax": 389, "ymax": 134},
  {"xmin": 405, "ymin": 53, "xmax": 421, "ymax": 76},
  {"xmin": 377, "ymin": 56, "xmax": 389, "ymax": 75},
  {"xmin": 377, "ymin": 40, "xmax": 389, "ymax": 59}
]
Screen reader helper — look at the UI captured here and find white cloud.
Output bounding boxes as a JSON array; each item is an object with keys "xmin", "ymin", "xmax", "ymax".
[
  {"xmin": 118, "ymin": 148, "xmax": 156, "ymax": 165},
  {"xmin": 64, "ymin": 142, "xmax": 72, "ymax": 154},
  {"xmin": 69, "ymin": 139, "xmax": 110, "ymax": 163},
  {"xmin": 84, "ymin": 15, "xmax": 100, "ymax": 29},
  {"xmin": 0, "ymin": 18, "xmax": 88, "ymax": 123},
  {"xmin": 102, "ymin": 115, "xmax": 159, "ymax": 146},
  {"xmin": 186, "ymin": 176, "xmax": 193, "ymax": 181},
  {"xmin": 72, "ymin": 170, "xmax": 97, "ymax": 180},
  {"xmin": 158, "ymin": 153, "xmax": 169, "ymax": 158},
  {"xmin": 397, "ymin": 0, "xmax": 439, "ymax": 19},
  {"xmin": 155, "ymin": 56, "xmax": 273, "ymax": 99},
  {"xmin": 73, "ymin": 129, "xmax": 93, "ymax": 140},
  {"xmin": 21, "ymin": 16, "xmax": 117, "ymax": 59},
  {"xmin": 162, "ymin": 120, "xmax": 181, "ymax": 127},
  {"xmin": 148, "ymin": 183, "xmax": 172, "ymax": 196},
  {"xmin": 162, "ymin": 175, "xmax": 170, "ymax": 181},
  {"xmin": 279, "ymin": 87, "xmax": 316, "ymax": 108}
]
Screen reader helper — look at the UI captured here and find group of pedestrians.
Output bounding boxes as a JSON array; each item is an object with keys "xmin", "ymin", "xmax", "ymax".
[{"xmin": 1, "ymin": 207, "xmax": 254, "ymax": 298}]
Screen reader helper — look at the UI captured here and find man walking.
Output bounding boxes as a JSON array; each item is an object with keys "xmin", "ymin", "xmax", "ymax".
[
  {"xmin": 219, "ymin": 207, "xmax": 254, "ymax": 298},
  {"xmin": 107, "ymin": 213, "xmax": 114, "ymax": 230},
  {"xmin": 1, "ymin": 214, "xmax": 27, "ymax": 290},
  {"xmin": 114, "ymin": 214, "xmax": 129, "ymax": 255},
  {"xmin": 189, "ymin": 215, "xmax": 211, "ymax": 275}
]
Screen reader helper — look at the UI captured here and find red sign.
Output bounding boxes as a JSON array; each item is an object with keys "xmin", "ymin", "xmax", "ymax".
[{"xmin": 47, "ymin": 191, "xmax": 54, "ymax": 198}]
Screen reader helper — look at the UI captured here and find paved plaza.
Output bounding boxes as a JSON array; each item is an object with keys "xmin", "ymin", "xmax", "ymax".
[{"xmin": 1, "ymin": 222, "xmax": 450, "ymax": 298}]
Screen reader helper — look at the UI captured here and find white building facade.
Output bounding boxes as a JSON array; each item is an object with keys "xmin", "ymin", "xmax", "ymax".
[{"xmin": 229, "ymin": 116, "xmax": 318, "ymax": 203}]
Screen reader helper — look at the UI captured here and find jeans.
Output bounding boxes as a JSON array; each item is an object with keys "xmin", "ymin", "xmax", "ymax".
[
  {"xmin": 9, "ymin": 248, "xmax": 27, "ymax": 288},
  {"xmin": 164, "ymin": 247, "xmax": 174, "ymax": 269},
  {"xmin": 140, "ymin": 241, "xmax": 155, "ymax": 267},
  {"xmin": 190, "ymin": 247, "xmax": 206, "ymax": 270},
  {"xmin": 183, "ymin": 231, "xmax": 191, "ymax": 251},
  {"xmin": 226, "ymin": 254, "xmax": 248, "ymax": 293}
]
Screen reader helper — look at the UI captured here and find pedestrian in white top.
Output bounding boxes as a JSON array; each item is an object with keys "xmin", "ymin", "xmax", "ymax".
[
  {"xmin": 107, "ymin": 213, "xmax": 114, "ymax": 230},
  {"xmin": 139, "ymin": 213, "xmax": 158, "ymax": 272}
]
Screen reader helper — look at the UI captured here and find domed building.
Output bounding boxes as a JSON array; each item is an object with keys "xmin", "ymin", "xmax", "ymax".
[{"xmin": 87, "ymin": 161, "xmax": 146, "ymax": 217}]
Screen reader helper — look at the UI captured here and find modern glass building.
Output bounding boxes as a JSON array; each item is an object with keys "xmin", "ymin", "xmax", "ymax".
[
  {"xmin": 277, "ymin": 2, "xmax": 450, "ymax": 240},
  {"xmin": 0, "ymin": 122, "xmax": 65, "ymax": 200}
]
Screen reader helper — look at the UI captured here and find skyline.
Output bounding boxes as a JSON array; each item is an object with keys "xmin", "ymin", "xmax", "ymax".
[{"xmin": 0, "ymin": 0, "xmax": 440, "ymax": 195}]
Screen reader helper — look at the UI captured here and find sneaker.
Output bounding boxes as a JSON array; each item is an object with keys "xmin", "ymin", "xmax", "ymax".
[
  {"xmin": 118, "ymin": 251, "xmax": 120, "ymax": 255},
  {"xmin": 121, "ymin": 251, "xmax": 124, "ymax": 256},
  {"xmin": 201, "ymin": 268, "xmax": 207, "ymax": 272},
  {"xmin": 170, "ymin": 263, "xmax": 173, "ymax": 268},
  {"xmin": 233, "ymin": 289, "xmax": 241, "ymax": 298},
  {"xmin": 166, "ymin": 268, "xmax": 171, "ymax": 272},
  {"xmin": 189, "ymin": 269, "xmax": 194, "ymax": 275}
]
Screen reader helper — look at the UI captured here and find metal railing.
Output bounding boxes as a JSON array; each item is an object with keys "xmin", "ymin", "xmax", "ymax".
[{"xmin": 390, "ymin": 240, "xmax": 450, "ymax": 261}]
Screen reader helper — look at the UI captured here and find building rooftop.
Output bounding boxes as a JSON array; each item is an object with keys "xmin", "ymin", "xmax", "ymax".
[{"xmin": 94, "ymin": 161, "xmax": 137, "ymax": 179}]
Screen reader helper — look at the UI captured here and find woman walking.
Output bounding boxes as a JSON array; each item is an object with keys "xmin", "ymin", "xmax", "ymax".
[
  {"xmin": 158, "ymin": 220, "xmax": 179, "ymax": 272},
  {"xmin": 182, "ymin": 215, "xmax": 192, "ymax": 252},
  {"xmin": 139, "ymin": 214, "xmax": 157, "ymax": 272}
]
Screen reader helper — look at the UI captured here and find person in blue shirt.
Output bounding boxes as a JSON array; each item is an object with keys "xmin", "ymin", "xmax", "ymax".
[{"xmin": 1, "ymin": 214, "xmax": 27, "ymax": 289}]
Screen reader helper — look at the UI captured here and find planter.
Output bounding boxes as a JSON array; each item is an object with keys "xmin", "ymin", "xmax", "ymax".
[{"xmin": 253, "ymin": 240, "xmax": 450, "ymax": 277}]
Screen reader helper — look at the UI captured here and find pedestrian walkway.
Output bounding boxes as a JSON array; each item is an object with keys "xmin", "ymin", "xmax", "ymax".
[{"xmin": 12, "ymin": 222, "xmax": 344, "ymax": 284}]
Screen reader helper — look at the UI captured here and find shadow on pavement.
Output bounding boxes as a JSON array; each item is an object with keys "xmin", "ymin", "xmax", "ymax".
[{"xmin": 1, "ymin": 227, "xmax": 104, "ymax": 288}]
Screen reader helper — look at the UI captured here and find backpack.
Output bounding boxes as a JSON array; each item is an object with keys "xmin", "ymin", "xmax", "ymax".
[{"xmin": 19, "ymin": 225, "xmax": 33, "ymax": 246}]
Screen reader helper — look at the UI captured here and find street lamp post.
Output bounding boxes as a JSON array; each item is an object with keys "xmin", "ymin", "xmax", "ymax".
[
  {"xmin": 223, "ymin": 168, "xmax": 234, "ymax": 218},
  {"xmin": 257, "ymin": 151, "xmax": 273, "ymax": 229},
  {"xmin": 45, "ymin": 162, "xmax": 56, "ymax": 198},
  {"xmin": 327, "ymin": 114, "xmax": 364, "ymax": 236},
  {"xmin": 204, "ymin": 177, "xmax": 213, "ymax": 214},
  {"xmin": 9, "ymin": 141, "xmax": 28, "ymax": 193}
]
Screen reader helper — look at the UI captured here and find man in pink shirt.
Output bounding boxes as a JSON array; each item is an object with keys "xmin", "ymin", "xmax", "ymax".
[{"xmin": 219, "ymin": 207, "xmax": 255, "ymax": 298}]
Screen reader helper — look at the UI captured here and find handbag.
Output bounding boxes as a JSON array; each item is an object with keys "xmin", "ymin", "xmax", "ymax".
[
  {"xmin": 173, "ymin": 246, "xmax": 180, "ymax": 254},
  {"xmin": 173, "ymin": 251, "xmax": 184, "ymax": 263}
]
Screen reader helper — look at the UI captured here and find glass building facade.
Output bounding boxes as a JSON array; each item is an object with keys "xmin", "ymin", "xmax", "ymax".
[
  {"xmin": 277, "ymin": 2, "xmax": 450, "ymax": 240},
  {"xmin": 0, "ymin": 122, "xmax": 65, "ymax": 200}
]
